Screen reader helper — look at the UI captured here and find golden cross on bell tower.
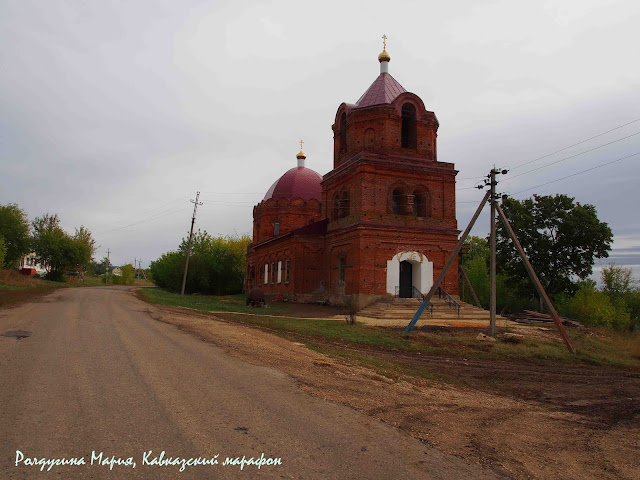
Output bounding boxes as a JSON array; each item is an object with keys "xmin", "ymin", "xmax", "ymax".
[
  {"xmin": 382, "ymin": 34, "xmax": 387, "ymax": 50},
  {"xmin": 299, "ymin": 139, "xmax": 304, "ymax": 150}
]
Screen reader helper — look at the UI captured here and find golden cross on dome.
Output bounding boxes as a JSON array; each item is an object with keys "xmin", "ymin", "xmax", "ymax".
[
  {"xmin": 299, "ymin": 139, "xmax": 304, "ymax": 150},
  {"xmin": 382, "ymin": 34, "xmax": 387, "ymax": 50}
]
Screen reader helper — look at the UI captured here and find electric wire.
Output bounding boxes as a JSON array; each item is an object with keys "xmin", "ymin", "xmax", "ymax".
[
  {"xmin": 456, "ymin": 116, "xmax": 640, "ymax": 183},
  {"xmin": 93, "ymin": 196, "xmax": 191, "ymax": 233},
  {"xmin": 510, "ymin": 151, "xmax": 640, "ymax": 196},
  {"xmin": 501, "ymin": 130, "xmax": 640, "ymax": 183},
  {"xmin": 508, "ymin": 117, "xmax": 640, "ymax": 171},
  {"xmin": 100, "ymin": 205, "xmax": 191, "ymax": 234}
]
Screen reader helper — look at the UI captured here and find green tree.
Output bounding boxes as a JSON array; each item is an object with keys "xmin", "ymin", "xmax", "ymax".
[
  {"xmin": 463, "ymin": 235, "xmax": 490, "ymax": 264},
  {"xmin": 497, "ymin": 194, "xmax": 613, "ymax": 299},
  {"xmin": 149, "ymin": 231, "xmax": 251, "ymax": 294},
  {"xmin": 72, "ymin": 226, "xmax": 96, "ymax": 269},
  {"xmin": 460, "ymin": 236, "xmax": 536, "ymax": 313},
  {"xmin": 0, "ymin": 236, "xmax": 6, "ymax": 267},
  {"xmin": 121, "ymin": 264, "xmax": 135, "ymax": 285},
  {"xmin": 601, "ymin": 264, "xmax": 632, "ymax": 298},
  {"xmin": 0, "ymin": 204, "xmax": 31, "ymax": 267},
  {"xmin": 600, "ymin": 264, "xmax": 640, "ymax": 330},
  {"xmin": 31, "ymin": 214, "xmax": 96, "ymax": 280},
  {"xmin": 87, "ymin": 258, "xmax": 107, "ymax": 276}
]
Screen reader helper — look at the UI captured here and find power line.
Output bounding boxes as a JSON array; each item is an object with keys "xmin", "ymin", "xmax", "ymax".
[
  {"xmin": 100, "ymin": 205, "xmax": 191, "ymax": 234},
  {"xmin": 501, "ymin": 130, "xmax": 640, "ymax": 183},
  {"xmin": 93, "ymin": 197, "xmax": 191, "ymax": 234},
  {"xmin": 510, "ymin": 151, "xmax": 640, "ymax": 196},
  {"xmin": 509, "ymin": 117, "xmax": 640, "ymax": 171},
  {"xmin": 101, "ymin": 196, "xmax": 189, "ymax": 227},
  {"xmin": 456, "ymin": 116, "xmax": 640, "ymax": 183}
]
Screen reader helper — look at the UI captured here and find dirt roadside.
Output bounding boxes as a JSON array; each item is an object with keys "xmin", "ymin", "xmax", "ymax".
[{"xmin": 138, "ymin": 296, "xmax": 640, "ymax": 480}]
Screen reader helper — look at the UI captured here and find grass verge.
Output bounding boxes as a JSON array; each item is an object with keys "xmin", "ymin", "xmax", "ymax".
[
  {"xmin": 0, "ymin": 269, "xmax": 62, "ymax": 307},
  {"xmin": 140, "ymin": 288, "xmax": 291, "ymax": 315},
  {"xmin": 139, "ymin": 288, "xmax": 640, "ymax": 369}
]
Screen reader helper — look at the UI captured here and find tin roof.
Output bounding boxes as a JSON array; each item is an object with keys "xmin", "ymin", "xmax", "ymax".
[{"xmin": 355, "ymin": 72, "xmax": 407, "ymax": 108}]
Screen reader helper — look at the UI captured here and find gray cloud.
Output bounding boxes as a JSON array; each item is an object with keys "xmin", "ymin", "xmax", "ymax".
[{"xmin": 2, "ymin": 0, "xmax": 639, "ymax": 268}]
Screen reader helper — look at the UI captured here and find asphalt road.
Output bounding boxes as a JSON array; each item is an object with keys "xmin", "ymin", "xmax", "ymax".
[{"xmin": 0, "ymin": 287, "xmax": 498, "ymax": 479}]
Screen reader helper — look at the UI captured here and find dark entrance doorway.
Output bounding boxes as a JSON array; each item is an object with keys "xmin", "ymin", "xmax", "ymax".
[{"xmin": 399, "ymin": 260, "xmax": 413, "ymax": 298}]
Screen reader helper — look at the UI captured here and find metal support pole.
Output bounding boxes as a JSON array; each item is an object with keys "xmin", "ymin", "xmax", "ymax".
[
  {"xmin": 405, "ymin": 190, "xmax": 491, "ymax": 334},
  {"xmin": 495, "ymin": 202, "xmax": 576, "ymax": 354},
  {"xmin": 490, "ymin": 169, "xmax": 497, "ymax": 337}
]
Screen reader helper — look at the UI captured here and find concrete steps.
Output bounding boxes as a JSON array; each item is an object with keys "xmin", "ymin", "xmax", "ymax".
[{"xmin": 358, "ymin": 296, "xmax": 506, "ymax": 323}]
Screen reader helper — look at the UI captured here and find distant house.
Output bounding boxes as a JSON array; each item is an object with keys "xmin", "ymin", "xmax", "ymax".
[
  {"xmin": 111, "ymin": 266, "xmax": 123, "ymax": 277},
  {"xmin": 18, "ymin": 253, "xmax": 50, "ymax": 276}
]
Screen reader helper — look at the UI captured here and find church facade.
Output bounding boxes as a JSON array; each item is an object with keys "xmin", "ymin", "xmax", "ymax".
[{"xmin": 245, "ymin": 44, "xmax": 459, "ymax": 305}]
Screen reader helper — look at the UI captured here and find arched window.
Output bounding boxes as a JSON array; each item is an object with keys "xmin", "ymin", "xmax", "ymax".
[
  {"xmin": 401, "ymin": 103, "xmax": 417, "ymax": 149},
  {"xmin": 392, "ymin": 188, "xmax": 406, "ymax": 215},
  {"xmin": 413, "ymin": 191, "xmax": 427, "ymax": 217},
  {"xmin": 333, "ymin": 190, "xmax": 350, "ymax": 219},
  {"xmin": 339, "ymin": 112, "xmax": 347, "ymax": 152},
  {"xmin": 333, "ymin": 192, "xmax": 341, "ymax": 219},
  {"xmin": 340, "ymin": 190, "xmax": 350, "ymax": 218},
  {"xmin": 364, "ymin": 128, "xmax": 374, "ymax": 150}
]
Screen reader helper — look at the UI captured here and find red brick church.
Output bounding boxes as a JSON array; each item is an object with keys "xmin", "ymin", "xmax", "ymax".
[{"xmin": 245, "ymin": 41, "xmax": 459, "ymax": 305}]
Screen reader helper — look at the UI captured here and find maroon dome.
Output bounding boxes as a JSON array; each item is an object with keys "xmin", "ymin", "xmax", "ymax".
[{"xmin": 264, "ymin": 166, "xmax": 322, "ymax": 202}]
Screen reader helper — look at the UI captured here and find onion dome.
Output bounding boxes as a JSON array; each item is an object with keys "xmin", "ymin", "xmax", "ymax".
[
  {"xmin": 263, "ymin": 143, "xmax": 322, "ymax": 202},
  {"xmin": 378, "ymin": 49, "xmax": 391, "ymax": 62},
  {"xmin": 296, "ymin": 140, "xmax": 307, "ymax": 165}
]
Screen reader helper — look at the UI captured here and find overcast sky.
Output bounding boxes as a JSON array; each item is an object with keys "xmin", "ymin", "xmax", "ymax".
[{"xmin": 2, "ymin": 0, "xmax": 639, "ymax": 280}]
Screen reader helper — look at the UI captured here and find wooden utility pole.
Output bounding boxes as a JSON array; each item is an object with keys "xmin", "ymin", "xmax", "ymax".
[
  {"xmin": 180, "ymin": 192, "xmax": 203, "ymax": 297},
  {"xmin": 405, "ymin": 167, "xmax": 576, "ymax": 353},
  {"xmin": 105, "ymin": 249, "xmax": 111, "ymax": 283},
  {"xmin": 489, "ymin": 168, "xmax": 497, "ymax": 337},
  {"xmin": 495, "ymin": 203, "xmax": 576, "ymax": 353}
]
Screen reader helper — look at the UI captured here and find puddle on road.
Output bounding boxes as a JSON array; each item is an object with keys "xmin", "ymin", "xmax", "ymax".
[{"xmin": 1, "ymin": 330, "xmax": 32, "ymax": 340}]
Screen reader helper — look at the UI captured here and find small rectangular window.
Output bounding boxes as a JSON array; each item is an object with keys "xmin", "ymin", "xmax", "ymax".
[
  {"xmin": 271, "ymin": 262, "xmax": 275, "ymax": 283},
  {"xmin": 264, "ymin": 264, "xmax": 268, "ymax": 284},
  {"xmin": 285, "ymin": 259, "xmax": 290, "ymax": 283},
  {"xmin": 339, "ymin": 257, "xmax": 346, "ymax": 283},
  {"xmin": 277, "ymin": 261, "xmax": 282, "ymax": 283},
  {"xmin": 274, "ymin": 222, "xmax": 280, "ymax": 236}
]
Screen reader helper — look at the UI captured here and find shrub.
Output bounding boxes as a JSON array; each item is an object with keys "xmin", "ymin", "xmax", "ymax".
[
  {"xmin": 44, "ymin": 270, "xmax": 65, "ymax": 282},
  {"xmin": 623, "ymin": 291, "xmax": 640, "ymax": 331},
  {"xmin": 344, "ymin": 294, "xmax": 359, "ymax": 324},
  {"xmin": 556, "ymin": 283, "xmax": 630, "ymax": 329}
]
